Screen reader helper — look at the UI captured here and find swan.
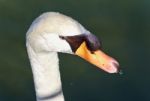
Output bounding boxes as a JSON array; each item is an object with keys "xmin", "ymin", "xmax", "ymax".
[{"xmin": 26, "ymin": 12, "xmax": 119, "ymax": 101}]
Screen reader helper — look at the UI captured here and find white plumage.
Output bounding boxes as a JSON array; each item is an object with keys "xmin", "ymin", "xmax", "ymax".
[
  {"xmin": 26, "ymin": 12, "xmax": 89, "ymax": 101},
  {"xmin": 26, "ymin": 12, "xmax": 119, "ymax": 101}
]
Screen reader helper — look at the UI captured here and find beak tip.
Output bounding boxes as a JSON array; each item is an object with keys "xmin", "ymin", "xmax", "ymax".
[{"xmin": 108, "ymin": 60, "xmax": 120, "ymax": 74}]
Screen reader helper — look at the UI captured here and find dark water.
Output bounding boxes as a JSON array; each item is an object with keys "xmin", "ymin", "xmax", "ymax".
[{"xmin": 0, "ymin": 0, "xmax": 150, "ymax": 101}]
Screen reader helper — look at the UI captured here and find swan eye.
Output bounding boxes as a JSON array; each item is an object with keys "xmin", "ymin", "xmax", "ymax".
[
  {"xmin": 59, "ymin": 36, "xmax": 65, "ymax": 40},
  {"xmin": 62, "ymin": 35, "xmax": 85, "ymax": 52}
]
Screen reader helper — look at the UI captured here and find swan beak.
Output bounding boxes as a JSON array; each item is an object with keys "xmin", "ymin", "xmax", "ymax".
[{"xmin": 75, "ymin": 42, "xmax": 119, "ymax": 73}]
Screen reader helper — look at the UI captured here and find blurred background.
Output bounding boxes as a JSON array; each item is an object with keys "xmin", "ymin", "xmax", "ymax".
[{"xmin": 0, "ymin": 0, "xmax": 150, "ymax": 101}]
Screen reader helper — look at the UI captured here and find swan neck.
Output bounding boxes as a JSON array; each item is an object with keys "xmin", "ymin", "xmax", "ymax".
[{"xmin": 27, "ymin": 44, "xmax": 64, "ymax": 101}]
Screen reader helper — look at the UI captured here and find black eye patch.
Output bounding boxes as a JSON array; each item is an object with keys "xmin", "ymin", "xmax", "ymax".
[
  {"xmin": 59, "ymin": 34, "xmax": 85, "ymax": 52},
  {"xmin": 84, "ymin": 34, "xmax": 102, "ymax": 52},
  {"xmin": 59, "ymin": 34, "xmax": 102, "ymax": 53}
]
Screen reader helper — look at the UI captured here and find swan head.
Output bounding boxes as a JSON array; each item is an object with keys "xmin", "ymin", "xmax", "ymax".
[{"xmin": 26, "ymin": 12, "xmax": 120, "ymax": 73}]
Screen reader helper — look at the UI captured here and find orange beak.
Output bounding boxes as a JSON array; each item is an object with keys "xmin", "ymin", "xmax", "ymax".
[{"xmin": 75, "ymin": 42, "xmax": 119, "ymax": 73}]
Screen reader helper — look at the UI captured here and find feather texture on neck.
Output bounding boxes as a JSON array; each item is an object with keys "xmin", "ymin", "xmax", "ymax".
[{"xmin": 26, "ymin": 43, "xmax": 64, "ymax": 101}]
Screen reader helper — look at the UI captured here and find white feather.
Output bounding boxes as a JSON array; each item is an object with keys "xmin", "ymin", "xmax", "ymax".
[{"xmin": 26, "ymin": 12, "xmax": 89, "ymax": 101}]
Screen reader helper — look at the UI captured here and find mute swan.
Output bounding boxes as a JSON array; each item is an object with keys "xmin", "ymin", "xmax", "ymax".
[{"xmin": 26, "ymin": 12, "xmax": 119, "ymax": 101}]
